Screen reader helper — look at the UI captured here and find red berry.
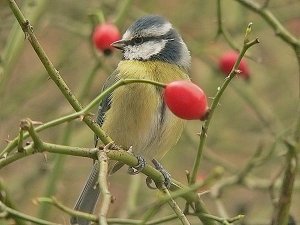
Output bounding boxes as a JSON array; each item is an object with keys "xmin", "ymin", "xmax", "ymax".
[
  {"xmin": 218, "ymin": 51, "xmax": 250, "ymax": 79},
  {"xmin": 164, "ymin": 81, "xmax": 209, "ymax": 120},
  {"xmin": 92, "ymin": 23, "xmax": 121, "ymax": 54}
]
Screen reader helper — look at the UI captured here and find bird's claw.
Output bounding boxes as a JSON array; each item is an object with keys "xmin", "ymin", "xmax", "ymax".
[
  {"xmin": 128, "ymin": 155, "xmax": 146, "ymax": 175},
  {"xmin": 146, "ymin": 159, "xmax": 172, "ymax": 189}
]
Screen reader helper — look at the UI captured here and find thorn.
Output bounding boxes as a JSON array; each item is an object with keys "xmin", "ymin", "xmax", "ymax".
[
  {"xmin": 4, "ymin": 139, "xmax": 11, "ymax": 144},
  {"xmin": 31, "ymin": 120, "xmax": 43, "ymax": 125},
  {"xmin": 234, "ymin": 69, "xmax": 242, "ymax": 74}
]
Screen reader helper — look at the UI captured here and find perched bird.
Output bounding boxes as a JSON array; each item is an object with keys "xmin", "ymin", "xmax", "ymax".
[{"xmin": 71, "ymin": 15, "xmax": 191, "ymax": 225}]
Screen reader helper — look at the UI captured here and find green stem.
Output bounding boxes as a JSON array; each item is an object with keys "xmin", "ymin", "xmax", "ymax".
[
  {"xmin": 233, "ymin": 2, "xmax": 300, "ymax": 224},
  {"xmin": 0, "ymin": 111, "xmax": 81, "ymax": 158},
  {"xmin": 196, "ymin": 213, "xmax": 244, "ymax": 224},
  {"xmin": 0, "ymin": 201, "xmax": 60, "ymax": 225},
  {"xmin": 6, "ymin": 0, "xmax": 113, "ymax": 148},
  {"xmin": 235, "ymin": 0, "xmax": 300, "ymax": 46},
  {"xmin": 3, "ymin": 0, "xmax": 167, "ymax": 158},
  {"xmin": 39, "ymin": 197, "xmax": 179, "ymax": 224},
  {"xmin": 294, "ymin": 46, "xmax": 300, "ymax": 141},
  {"xmin": 190, "ymin": 35, "xmax": 259, "ymax": 184},
  {"xmin": 97, "ymin": 151, "xmax": 111, "ymax": 225},
  {"xmin": 0, "ymin": 143, "xmax": 97, "ymax": 169},
  {"xmin": 7, "ymin": 0, "xmax": 82, "ymax": 111},
  {"xmin": 163, "ymin": 187, "xmax": 191, "ymax": 225},
  {"xmin": 38, "ymin": 197, "xmax": 97, "ymax": 223},
  {"xmin": 271, "ymin": 148, "xmax": 298, "ymax": 225},
  {"xmin": 0, "ymin": 140, "xmax": 222, "ymax": 225},
  {"xmin": 0, "ymin": 78, "xmax": 165, "ymax": 158},
  {"xmin": 4, "ymin": 0, "xmax": 166, "ymax": 161}
]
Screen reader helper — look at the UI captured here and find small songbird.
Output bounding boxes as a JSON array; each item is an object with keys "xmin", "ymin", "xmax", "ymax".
[{"xmin": 71, "ymin": 15, "xmax": 191, "ymax": 225}]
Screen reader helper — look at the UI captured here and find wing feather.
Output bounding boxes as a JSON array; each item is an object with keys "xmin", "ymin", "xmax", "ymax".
[{"xmin": 94, "ymin": 69, "xmax": 120, "ymax": 146}]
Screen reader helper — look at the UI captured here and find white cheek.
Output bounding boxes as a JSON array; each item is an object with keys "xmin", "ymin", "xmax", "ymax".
[{"xmin": 124, "ymin": 41, "xmax": 167, "ymax": 60}]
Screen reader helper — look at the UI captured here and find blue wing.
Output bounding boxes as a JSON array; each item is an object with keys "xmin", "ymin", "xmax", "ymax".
[{"xmin": 94, "ymin": 69, "xmax": 120, "ymax": 146}]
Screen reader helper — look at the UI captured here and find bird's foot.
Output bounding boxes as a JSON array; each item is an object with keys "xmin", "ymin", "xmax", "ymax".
[
  {"xmin": 146, "ymin": 159, "xmax": 171, "ymax": 189},
  {"xmin": 128, "ymin": 155, "xmax": 146, "ymax": 175}
]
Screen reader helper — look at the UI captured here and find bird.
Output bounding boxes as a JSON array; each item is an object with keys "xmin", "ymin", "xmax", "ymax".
[{"xmin": 71, "ymin": 15, "xmax": 191, "ymax": 225}]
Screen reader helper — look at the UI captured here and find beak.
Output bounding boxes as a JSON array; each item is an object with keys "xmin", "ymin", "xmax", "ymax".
[{"xmin": 111, "ymin": 39, "xmax": 126, "ymax": 50}]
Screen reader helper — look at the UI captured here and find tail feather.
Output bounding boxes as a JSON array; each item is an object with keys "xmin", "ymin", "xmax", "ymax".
[{"xmin": 70, "ymin": 162, "xmax": 100, "ymax": 225}]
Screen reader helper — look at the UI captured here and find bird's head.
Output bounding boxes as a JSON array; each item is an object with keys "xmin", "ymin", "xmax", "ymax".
[{"xmin": 111, "ymin": 15, "xmax": 191, "ymax": 70}]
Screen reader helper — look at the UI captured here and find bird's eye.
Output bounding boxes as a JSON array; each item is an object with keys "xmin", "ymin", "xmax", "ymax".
[{"xmin": 133, "ymin": 37, "xmax": 143, "ymax": 45}]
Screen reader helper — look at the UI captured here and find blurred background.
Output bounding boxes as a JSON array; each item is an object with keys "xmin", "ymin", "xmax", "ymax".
[{"xmin": 0, "ymin": 0, "xmax": 299, "ymax": 224}]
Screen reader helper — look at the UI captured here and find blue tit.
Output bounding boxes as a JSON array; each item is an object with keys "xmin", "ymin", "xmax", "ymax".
[{"xmin": 71, "ymin": 15, "xmax": 191, "ymax": 225}]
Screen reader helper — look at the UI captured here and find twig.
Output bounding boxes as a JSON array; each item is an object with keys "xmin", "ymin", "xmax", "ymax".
[
  {"xmin": 97, "ymin": 149, "xmax": 111, "ymax": 225},
  {"xmin": 190, "ymin": 23, "xmax": 260, "ymax": 185},
  {"xmin": 233, "ymin": 2, "xmax": 300, "ymax": 224},
  {"xmin": 37, "ymin": 197, "xmax": 97, "ymax": 223},
  {"xmin": 0, "ymin": 104, "xmax": 83, "ymax": 158},
  {"xmin": 0, "ymin": 142, "xmax": 97, "ymax": 169},
  {"xmin": 37, "ymin": 198, "xmax": 186, "ymax": 225},
  {"xmin": 0, "ymin": 200, "xmax": 60, "ymax": 225},
  {"xmin": 211, "ymin": 144, "xmax": 273, "ymax": 198},
  {"xmin": 110, "ymin": 215, "xmax": 178, "ymax": 224},
  {"xmin": 215, "ymin": 0, "xmax": 240, "ymax": 51},
  {"xmin": 0, "ymin": 140, "xmax": 220, "ymax": 225},
  {"xmin": 234, "ymin": 0, "xmax": 300, "ymax": 46},
  {"xmin": 132, "ymin": 167, "xmax": 223, "ymax": 225},
  {"xmin": 235, "ymin": 0, "xmax": 300, "ymax": 97},
  {"xmin": 19, "ymin": 119, "xmax": 44, "ymax": 149},
  {"xmin": 197, "ymin": 212, "xmax": 244, "ymax": 225},
  {"xmin": 162, "ymin": 187, "xmax": 191, "ymax": 225},
  {"xmin": 0, "ymin": 78, "xmax": 165, "ymax": 158},
  {"xmin": 17, "ymin": 128, "xmax": 24, "ymax": 152},
  {"xmin": 5, "ymin": 0, "xmax": 113, "ymax": 151},
  {"xmin": 4, "ymin": 0, "xmax": 169, "ymax": 159},
  {"xmin": 108, "ymin": 215, "xmax": 177, "ymax": 224},
  {"xmin": 215, "ymin": 198, "xmax": 229, "ymax": 219},
  {"xmin": 145, "ymin": 214, "xmax": 178, "ymax": 225},
  {"xmin": 271, "ymin": 146, "xmax": 298, "ymax": 225}
]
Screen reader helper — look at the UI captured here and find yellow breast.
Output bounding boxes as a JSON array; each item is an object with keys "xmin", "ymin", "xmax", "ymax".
[
  {"xmin": 118, "ymin": 60, "xmax": 189, "ymax": 82},
  {"xmin": 102, "ymin": 60, "xmax": 189, "ymax": 159}
]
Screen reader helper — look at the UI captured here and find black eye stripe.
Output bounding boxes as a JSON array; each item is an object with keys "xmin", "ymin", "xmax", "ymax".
[{"xmin": 124, "ymin": 34, "xmax": 168, "ymax": 46}]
